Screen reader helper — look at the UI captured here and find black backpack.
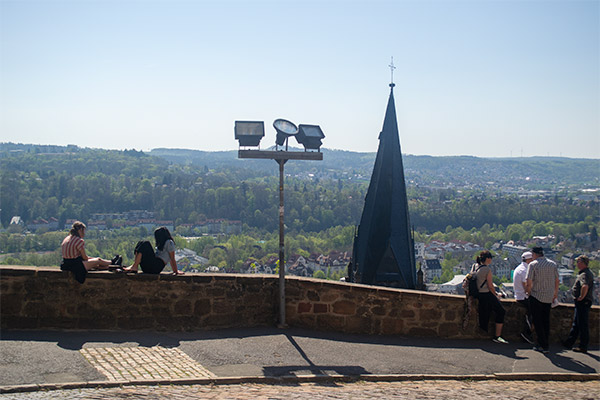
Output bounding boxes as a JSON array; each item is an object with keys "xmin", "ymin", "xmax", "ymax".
[{"xmin": 463, "ymin": 264, "xmax": 486, "ymax": 298}]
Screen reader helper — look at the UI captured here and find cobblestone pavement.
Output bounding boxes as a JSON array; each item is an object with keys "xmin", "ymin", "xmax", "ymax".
[
  {"xmin": 1, "ymin": 380, "xmax": 599, "ymax": 399},
  {"xmin": 80, "ymin": 346, "xmax": 215, "ymax": 381}
]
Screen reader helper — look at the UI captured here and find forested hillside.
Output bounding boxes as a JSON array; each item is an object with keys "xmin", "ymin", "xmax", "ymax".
[{"xmin": 1, "ymin": 143, "xmax": 598, "ymax": 234}]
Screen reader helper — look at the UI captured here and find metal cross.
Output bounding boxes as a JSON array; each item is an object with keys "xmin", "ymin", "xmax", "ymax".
[{"xmin": 389, "ymin": 56, "xmax": 396, "ymax": 85}]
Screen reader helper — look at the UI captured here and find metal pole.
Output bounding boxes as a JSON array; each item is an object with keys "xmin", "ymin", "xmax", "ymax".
[{"xmin": 278, "ymin": 159, "xmax": 287, "ymax": 327}]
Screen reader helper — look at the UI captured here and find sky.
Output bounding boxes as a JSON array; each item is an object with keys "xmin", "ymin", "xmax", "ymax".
[{"xmin": 1, "ymin": 0, "xmax": 598, "ymax": 158}]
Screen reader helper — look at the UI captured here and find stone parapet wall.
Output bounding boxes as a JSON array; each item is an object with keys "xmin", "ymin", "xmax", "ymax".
[
  {"xmin": 0, "ymin": 267, "xmax": 277, "ymax": 331},
  {"xmin": 1, "ymin": 267, "xmax": 598, "ymax": 344},
  {"xmin": 284, "ymin": 277, "xmax": 599, "ymax": 344}
]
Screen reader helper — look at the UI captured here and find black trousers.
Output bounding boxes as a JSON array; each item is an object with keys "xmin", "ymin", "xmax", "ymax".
[
  {"xmin": 517, "ymin": 298, "xmax": 533, "ymax": 336},
  {"xmin": 529, "ymin": 296, "xmax": 551, "ymax": 350},
  {"xmin": 134, "ymin": 240, "xmax": 165, "ymax": 274},
  {"xmin": 477, "ymin": 292, "xmax": 506, "ymax": 332}
]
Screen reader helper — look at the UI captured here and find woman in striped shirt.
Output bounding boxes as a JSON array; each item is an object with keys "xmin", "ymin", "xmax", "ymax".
[{"xmin": 60, "ymin": 221, "xmax": 112, "ymax": 283}]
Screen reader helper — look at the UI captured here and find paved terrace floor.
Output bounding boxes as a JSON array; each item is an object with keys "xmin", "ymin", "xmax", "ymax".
[{"xmin": 0, "ymin": 327, "xmax": 598, "ymax": 399}]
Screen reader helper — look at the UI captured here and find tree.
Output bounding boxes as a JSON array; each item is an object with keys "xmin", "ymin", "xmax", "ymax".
[{"xmin": 313, "ymin": 270, "xmax": 326, "ymax": 279}]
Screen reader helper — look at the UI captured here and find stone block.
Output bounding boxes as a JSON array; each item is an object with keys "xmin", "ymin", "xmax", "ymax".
[
  {"xmin": 444, "ymin": 311, "xmax": 457, "ymax": 321},
  {"xmin": 419, "ymin": 308, "xmax": 442, "ymax": 320},
  {"xmin": 371, "ymin": 306, "xmax": 387, "ymax": 316},
  {"xmin": 206, "ymin": 288, "xmax": 226, "ymax": 297},
  {"xmin": 313, "ymin": 303, "xmax": 328, "ymax": 313},
  {"xmin": 316, "ymin": 314, "xmax": 345, "ymax": 331},
  {"xmin": 344, "ymin": 316, "xmax": 370, "ymax": 334},
  {"xmin": 191, "ymin": 275, "xmax": 213, "ymax": 284},
  {"xmin": 174, "ymin": 300, "xmax": 192, "ymax": 315},
  {"xmin": 0, "ymin": 268, "xmax": 36, "ymax": 276},
  {"xmin": 381, "ymin": 318, "xmax": 403, "ymax": 335},
  {"xmin": 297, "ymin": 302, "xmax": 312, "ymax": 313},
  {"xmin": 356, "ymin": 306, "xmax": 370, "ymax": 317},
  {"xmin": 0, "ymin": 295, "xmax": 24, "ymax": 315},
  {"xmin": 194, "ymin": 299, "xmax": 211, "ymax": 316},
  {"xmin": 320, "ymin": 291, "xmax": 341, "ymax": 303},
  {"xmin": 307, "ymin": 290, "xmax": 320, "ymax": 301},
  {"xmin": 288, "ymin": 313, "xmax": 316, "ymax": 329},
  {"xmin": 213, "ymin": 299, "xmax": 234, "ymax": 314},
  {"xmin": 400, "ymin": 309, "xmax": 415, "ymax": 318},
  {"xmin": 332, "ymin": 300, "xmax": 356, "ymax": 316}
]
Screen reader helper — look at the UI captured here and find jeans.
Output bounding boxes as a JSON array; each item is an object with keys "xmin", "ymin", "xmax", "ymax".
[{"xmin": 564, "ymin": 299, "xmax": 592, "ymax": 350}]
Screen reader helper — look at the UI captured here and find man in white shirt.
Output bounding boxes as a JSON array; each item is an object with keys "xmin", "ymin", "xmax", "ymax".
[{"xmin": 513, "ymin": 251, "xmax": 534, "ymax": 344}]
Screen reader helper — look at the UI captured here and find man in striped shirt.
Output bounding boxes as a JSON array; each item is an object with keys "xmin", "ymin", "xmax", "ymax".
[{"xmin": 525, "ymin": 246, "xmax": 559, "ymax": 353}]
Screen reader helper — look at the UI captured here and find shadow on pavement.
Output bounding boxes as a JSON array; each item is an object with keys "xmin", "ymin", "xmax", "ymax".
[
  {"xmin": 2, "ymin": 327, "xmax": 597, "ymax": 376},
  {"xmin": 259, "ymin": 333, "xmax": 368, "ymax": 384}
]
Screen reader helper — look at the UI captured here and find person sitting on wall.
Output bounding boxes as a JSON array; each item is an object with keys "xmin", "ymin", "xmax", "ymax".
[
  {"xmin": 123, "ymin": 226, "xmax": 184, "ymax": 275},
  {"xmin": 60, "ymin": 221, "xmax": 113, "ymax": 283}
]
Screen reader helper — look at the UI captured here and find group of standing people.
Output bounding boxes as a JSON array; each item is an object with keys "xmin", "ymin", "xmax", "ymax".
[
  {"xmin": 61, "ymin": 221, "xmax": 184, "ymax": 283},
  {"xmin": 472, "ymin": 247, "xmax": 594, "ymax": 354}
]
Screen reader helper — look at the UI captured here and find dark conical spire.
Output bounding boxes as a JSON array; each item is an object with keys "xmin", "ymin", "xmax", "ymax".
[{"xmin": 350, "ymin": 83, "xmax": 416, "ymax": 288}]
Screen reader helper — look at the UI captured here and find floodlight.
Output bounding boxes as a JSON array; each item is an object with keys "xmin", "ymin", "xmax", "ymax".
[
  {"xmin": 273, "ymin": 119, "xmax": 298, "ymax": 149},
  {"xmin": 234, "ymin": 121, "xmax": 265, "ymax": 147},
  {"xmin": 296, "ymin": 124, "xmax": 325, "ymax": 151}
]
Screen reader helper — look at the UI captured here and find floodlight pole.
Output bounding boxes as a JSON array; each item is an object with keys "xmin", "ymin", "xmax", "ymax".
[
  {"xmin": 238, "ymin": 150, "xmax": 323, "ymax": 328},
  {"xmin": 277, "ymin": 159, "xmax": 286, "ymax": 327}
]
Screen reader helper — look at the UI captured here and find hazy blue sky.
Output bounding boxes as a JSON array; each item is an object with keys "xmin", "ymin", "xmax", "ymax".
[{"xmin": 1, "ymin": 0, "xmax": 598, "ymax": 158}]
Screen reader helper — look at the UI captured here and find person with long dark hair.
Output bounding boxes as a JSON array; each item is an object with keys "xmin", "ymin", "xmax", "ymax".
[
  {"xmin": 472, "ymin": 250, "xmax": 508, "ymax": 344},
  {"xmin": 60, "ymin": 221, "xmax": 113, "ymax": 283},
  {"xmin": 124, "ymin": 227, "xmax": 184, "ymax": 275}
]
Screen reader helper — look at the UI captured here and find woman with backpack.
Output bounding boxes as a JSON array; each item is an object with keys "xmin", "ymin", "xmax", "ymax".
[{"xmin": 472, "ymin": 250, "xmax": 508, "ymax": 344}]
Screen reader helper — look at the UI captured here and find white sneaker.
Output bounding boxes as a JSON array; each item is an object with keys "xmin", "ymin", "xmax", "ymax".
[{"xmin": 493, "ymin": 336, "xmax": 509, "ymax": 344}]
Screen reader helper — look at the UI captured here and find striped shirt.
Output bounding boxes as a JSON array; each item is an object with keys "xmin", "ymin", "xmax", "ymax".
[
  {"xmin": 526, "ymin": 257, "xmax": 558, "ymax": 304},
  {"xmin": 61, "ymin": 235, "xmax": 84, "ymax": 259}
]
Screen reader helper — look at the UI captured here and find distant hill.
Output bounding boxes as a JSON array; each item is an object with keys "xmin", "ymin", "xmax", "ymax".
[
  {"xmin": 150, "ymin": 147, "xmax": 598, "ymax": 190},
  {"xmin": 2, "ymin": 142, "xmax": 597, "ymax": 190},
  {"xmin": 1, "ymin": 143, "xmax": 597, "ymax": 232}
]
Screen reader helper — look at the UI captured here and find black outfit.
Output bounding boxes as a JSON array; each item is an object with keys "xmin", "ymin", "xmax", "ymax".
[
  {"xmin": 477, "ymin": 291, "xmax": 506, "ymax": 331},
  {"xmin": 474, "ymin": 264, "xmax": 506, "ymax": 332},
  {"xmin": 134, "ymin": 240, "xmax": 165, "ymax": 274},
  {"xmin": 60, "ymin": 256, "xmax": 87, "ymax": 284},
  {"xmin": 564, "ymin": 268, "xmax": 594, "ymax": 351}
]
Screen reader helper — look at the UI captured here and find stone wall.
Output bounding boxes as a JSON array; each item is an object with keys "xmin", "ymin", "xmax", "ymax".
[
  {"xmin": 284, "ymin": 277, "xmax": 600, "ymax": 344},
  {"xmin": 0, "ymin": 267, "xmax": 277, "ymax": 331},
  {"xmin": 1, "ymin": 267, "xmax": 598, "ymax": 344}
]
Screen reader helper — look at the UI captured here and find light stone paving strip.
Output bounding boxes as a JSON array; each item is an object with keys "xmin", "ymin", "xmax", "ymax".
[
  {"xmin": 80, "ymin": 346, "xmax": 216, "ymax": 381},
  {"xmin": 1, "ymin": 380, "xmax": 600, "ymax": 400}
]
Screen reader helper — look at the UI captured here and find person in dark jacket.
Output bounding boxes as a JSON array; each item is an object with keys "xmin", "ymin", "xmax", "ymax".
[{"xmin": 562, "ymin": 255, "xmax": 594, "ymax": 353}]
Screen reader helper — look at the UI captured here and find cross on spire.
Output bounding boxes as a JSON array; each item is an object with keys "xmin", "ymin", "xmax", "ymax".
[{"xmin": 389, "ymin": 56, "xmax": 396, "ymax": 88}]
